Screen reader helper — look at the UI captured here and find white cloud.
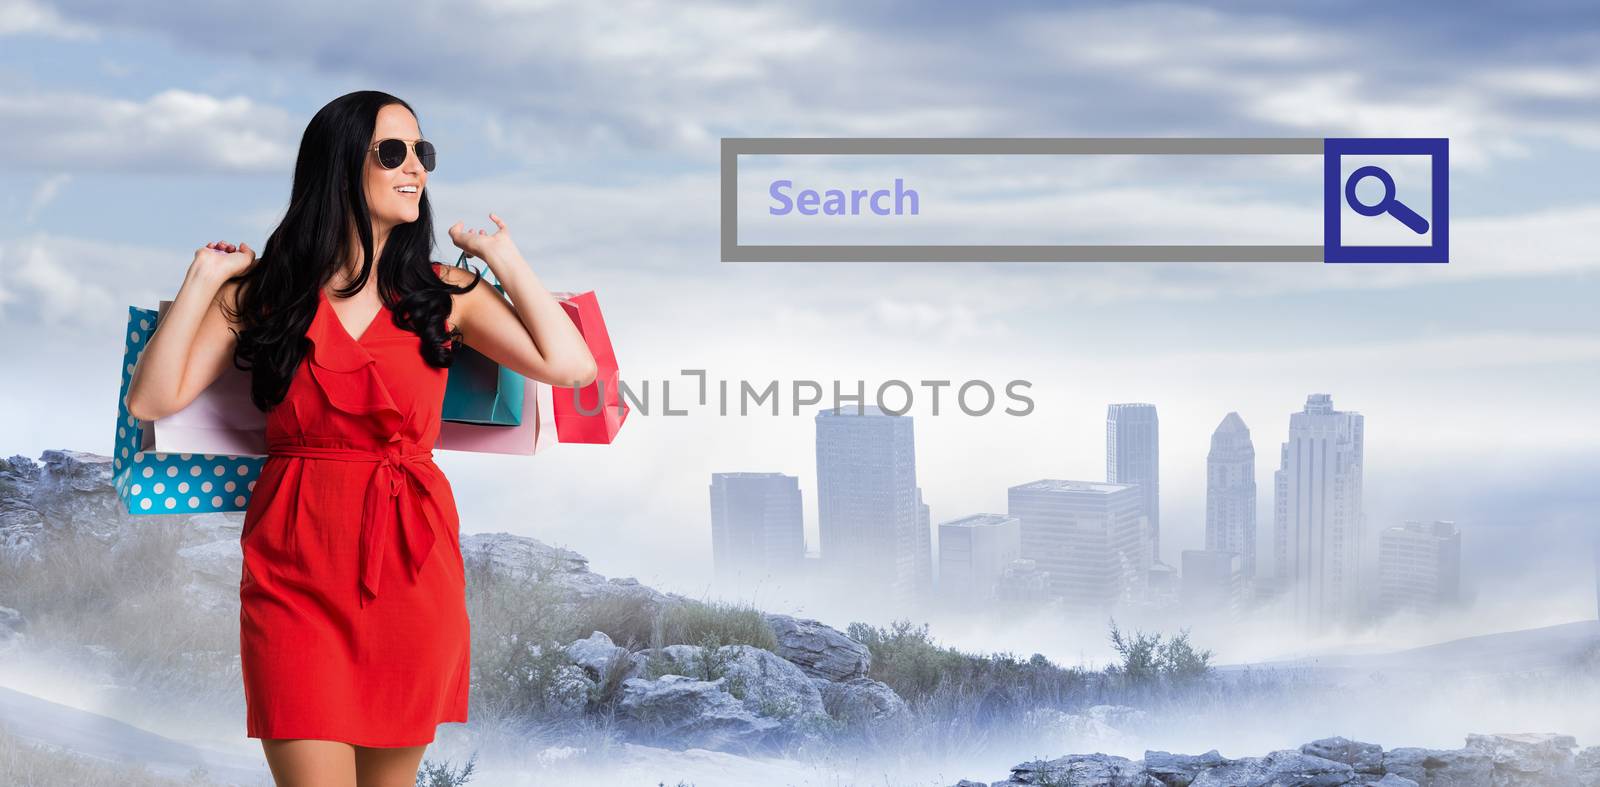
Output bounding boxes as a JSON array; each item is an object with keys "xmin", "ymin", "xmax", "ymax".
[
  {"xmin": 0, "ymin": 88, "xmax": 298, "ymax": 173},
  {"xmin": 0, "ymin": 232, "xmax": 180, "ymax": 331},
  {"xmin": 0, "ymin": 0, "xmax": 95, "ymax": 39}
]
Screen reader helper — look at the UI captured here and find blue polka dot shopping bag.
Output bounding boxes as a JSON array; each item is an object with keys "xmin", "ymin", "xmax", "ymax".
[{"xmin": 113, "ymin": 305, "xmax": 264, "ymax": 515}]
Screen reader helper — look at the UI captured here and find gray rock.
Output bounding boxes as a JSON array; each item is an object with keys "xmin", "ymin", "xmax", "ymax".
[
  {"xmin": 544, "ymin": 664, "xmax": 594, "ymax": 716},
  {"xmin": 1577, "ymin": 746, "xmax": 1600, "ymax": 787},
  {"xmin": 1302, "ymin": 736, "xmax": 1385, "ymax": 775},
  {"xmin": 815, "ymin": 675, "xmax": 910, "ymax": 727},
  {"xmin": 1464, "ymin": 733, "xmax": 1577, "ymax": 785},
  {"xmin": 1001, "ymin": 753, "xmax": 1158, "ymax": 786},
  {"xmin": 1144, "ymin": 749, "xmax": 1227, "ymax": 786},
  {"xmin": 1366, "ymin": 775, "xmax": 1419, "ymax": 787},
  {"xmin": 0, "ymin": 455, "xmax": 46, "ymax": 559},
  {"xmin": 1383, "ymin": 746, "xmax": 1493, "ymax": 786},
  {"xmin": 177, "ymin": 531, "xmax": 245, "ymax": 612},
  {"xmin": 34, "ymin": 451, "xmax": 124, "ymax": 540},
  {"xmin": 617, "ymin": 674, "xmax": 781, "ymax": 752},
  {"xmin": 636, "ymin": 642, "xmax": 829, "ymax": 739},
  {"xmin": 1190, "ymin": 750, "xmax": 1353, "ymax": 787},
  {"xmin": 716, "ymin": 644, "xmax": 826, "ymax": 722},
  {"xmin": 564, "ymin": 630, "xmax": 637, "ymax": 682},
  {"xmin": 460, "ymin": 531, "xmax": 698, "ymax": 619},
  {"xmin": 764, "ymin": 613, "xmax": 871, "ymax": 681}
]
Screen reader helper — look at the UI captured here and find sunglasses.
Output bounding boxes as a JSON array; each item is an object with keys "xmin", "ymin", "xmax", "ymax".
[{"xmin": 368, "ymin": 138, "xmax": 436, "ymax": 172}]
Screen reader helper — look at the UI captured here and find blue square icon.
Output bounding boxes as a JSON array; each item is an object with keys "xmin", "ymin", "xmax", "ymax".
[{"xmin": 1324, "ymin": 138, "xmax": 1449, "ymax": 263}]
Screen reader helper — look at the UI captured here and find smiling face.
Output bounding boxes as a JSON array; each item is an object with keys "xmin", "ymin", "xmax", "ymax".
[{"xmin": 362, "ymin": 103, "xmax": 428, "ymax": 231}]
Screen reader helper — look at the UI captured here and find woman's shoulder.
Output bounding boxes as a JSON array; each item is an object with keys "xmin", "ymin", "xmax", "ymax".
[{"xmin": 431, "ymin": 261, "xmax": 474, "ymax": 286}]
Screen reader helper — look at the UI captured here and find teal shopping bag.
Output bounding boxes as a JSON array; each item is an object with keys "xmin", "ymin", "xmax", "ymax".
[
  {"xmin": 441, "ymin": 251, "xmax": 525, "ymax": 426},
  {"xmin": 113, "ymin": 306, "xmax": 265, "ymax": 515}
]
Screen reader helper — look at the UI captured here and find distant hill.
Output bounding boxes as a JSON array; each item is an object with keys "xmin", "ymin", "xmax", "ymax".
[{"xmin": 1226, "ymin": 619, "xmax": 1600, "ymax": 676}]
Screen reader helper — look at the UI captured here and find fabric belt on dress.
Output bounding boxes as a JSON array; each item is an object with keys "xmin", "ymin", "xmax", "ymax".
[{"xmin": 266, "ymin": 438, "xmax": 443, "ymax": 608}]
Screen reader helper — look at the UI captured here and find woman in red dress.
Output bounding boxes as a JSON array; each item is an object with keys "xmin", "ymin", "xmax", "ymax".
[{"xmin": 122, "ymin": 91, "xmax": 597, "ymax": 786}]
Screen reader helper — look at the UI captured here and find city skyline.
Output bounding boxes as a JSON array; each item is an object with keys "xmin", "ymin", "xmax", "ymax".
[{"xmin": 707, "ymin": 391, "xmax": 1487, "ymax": 635}]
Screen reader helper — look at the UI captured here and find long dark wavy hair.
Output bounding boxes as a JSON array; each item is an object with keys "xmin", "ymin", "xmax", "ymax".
[{"xmin": 221, "ymin": 90, "xmax": 483, "ymax": 411}]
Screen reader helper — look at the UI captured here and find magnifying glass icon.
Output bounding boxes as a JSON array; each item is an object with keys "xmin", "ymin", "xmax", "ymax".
[{"xmin": 1345, "ymin": 165, "xmax": 1430, "ymax": 234}]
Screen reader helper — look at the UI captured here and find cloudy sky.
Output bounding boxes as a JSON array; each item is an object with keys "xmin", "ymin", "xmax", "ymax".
[{"xmin": 2, "ymin": 0, "xmax": 1597, "ymax": 658}]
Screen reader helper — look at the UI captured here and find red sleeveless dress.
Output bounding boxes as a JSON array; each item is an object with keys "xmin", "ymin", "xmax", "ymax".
[{"xmin": 239, "ymin": 263, "xmax": 470, "ymax": 747}]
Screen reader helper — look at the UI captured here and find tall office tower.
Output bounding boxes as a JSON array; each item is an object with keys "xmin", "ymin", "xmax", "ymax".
[
  {"xmin": 1107, "ymin": 403, "xmax": 1160, "ymax": 562},
  {"xmin": 1273, "ymin": 393, "xmax": 1366, "ymax": 632},
  {"xmin": 815, "ymin": 404, "xmax": 922, "ymax": 610},
  {"xmin": 937, "ymin": 514, "xmax": 1022, "ymax": 604},
  {"xmin": 1206, "ymin": 412, "xmax": 1258, "ymax": 579},
  {"xmin": 1008, "ymin": 479, "xmax": 1150, "ymax": 609},
  {"xmin": 1181, "ymin": 549, "xmax": 1244, "ymax": 618},
  {"xmin": 708, "ymin": 473, "xmax": 805, "ymax": 589},
  {"xmin": 1377, "ymin": 520, "xmax": 1461, "ymax": 616},
  {"xmin": 916, "ymin": 487, "xmax": 933, "ymax": 597}
]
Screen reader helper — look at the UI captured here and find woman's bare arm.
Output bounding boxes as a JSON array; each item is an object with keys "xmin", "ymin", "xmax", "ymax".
[
  {"xmin": 444, "ymin": 215, "xmax": 598, "ymax": 388},
  {"xmin": 125, "ymin": 242, "xmax": 255, "ymax": 422}
]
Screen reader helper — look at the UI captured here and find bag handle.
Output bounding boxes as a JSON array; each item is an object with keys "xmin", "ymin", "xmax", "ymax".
[{"xmin": 453, "ymin": 249, "xmax": 504, "ymax": 288}]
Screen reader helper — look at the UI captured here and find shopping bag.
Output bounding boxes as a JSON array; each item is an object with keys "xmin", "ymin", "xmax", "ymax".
[
  {"xmin": 436, "ymin": 373, "xmax": 558, "ymax": 456},
  {"xmin": 113, "ymin": 306, "xmax": 265, "ymax": 515},
  {"xmin": 549, "ymin": 290, "xmax": 628, "ymax": 444},
  {"xmin": 441, "ymin": 251, "xmax": 524, "ymax": 426},
  {"xmin": 138, "ymin": 300, "xmax": 267, "ymax": 456}
]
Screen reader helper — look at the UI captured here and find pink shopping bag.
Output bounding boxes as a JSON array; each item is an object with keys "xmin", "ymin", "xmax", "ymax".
[
  {"xmin": 549, "ymin": 291, "xmax": 627, "ymax": 444},
  {"xmin": 436, "ymin": 374, "xmax": 558, "ymax": 456},
  {"xmin": 139, "ymin": 300, "xmax": 267, "ymax": 456}
]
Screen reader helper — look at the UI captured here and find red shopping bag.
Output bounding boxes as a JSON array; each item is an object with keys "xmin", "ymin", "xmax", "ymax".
[{"xmin": 550, "ymin": 291, "xmax": 627, "ymax": 444}]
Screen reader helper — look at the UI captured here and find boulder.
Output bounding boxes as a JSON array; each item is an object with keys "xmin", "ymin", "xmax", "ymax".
[
  {"xmin": 544, "ymin": 664, "xmax": 594, "ymax": 716},
  {"xmin": 764, "ymin": 613, "xmax": 871, "ymax": 681},
  {"xmin": 1366, "ymin": 775, "xmax": 1419, "ymax": 787},
  {"xmin": 1464, "ymin": 732, "xmax": 1577, "ymax": 785},
  {"xmin": 1190, "ymin": 750, "xmax": 1353, "ymax": 787},
  {"xmin": 1143, "ymin": 749, "xmax": 1227, "ymax": 786},
  {"xmin": 1302, "ymin": 736, "xmax": 1385, "ymax": 775},
  {"xmin": 1001, "ymin": 753, "xmax": 1158, "ymax": 786},
  {"xmin": 1576, "ymin": 746, "xmax": 1600, "ymax": 786},
  {"xmin": 1383, "ymin": 746, "xmax": 1493, "ymax": 786},
  {"xmin": 636, "ymin": 642, "xmax": 828, "ymax": 739},
  {"xmin": 815, "ymin": 675, "xmax": 910, "ymax": 727},
  {"xmin": 564, "ymin": 630, "xmax": 638, "ymax": 682},
  {"xmin": 617, "ymin": 674, "xmax": 781, "ymax": 752},
  {"xmin": 460, "ymin": 531, "xmax": 697, "ymax": 617}
]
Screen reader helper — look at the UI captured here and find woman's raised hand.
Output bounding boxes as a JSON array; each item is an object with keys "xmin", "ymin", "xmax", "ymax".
[
  {"xmin": 191, "ymin": 240, "xmax": 256, "ymax": 282},
  {"xmin": 448, "ymin": 213, "xmax": 518, "ymax": 262}
]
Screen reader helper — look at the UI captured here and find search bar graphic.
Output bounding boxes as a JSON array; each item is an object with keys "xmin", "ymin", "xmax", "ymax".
[{"xmin": 719, "ymin": 137, "xmax": 1448, "ymax": 264}]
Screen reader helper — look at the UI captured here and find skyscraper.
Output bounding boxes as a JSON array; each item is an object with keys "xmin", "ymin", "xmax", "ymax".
[
  {"xmin": 937, "ymin": 513, "xmax": 1022, "ymax": 605},
  {"xmin": 815, "ymin": 404, "xmax": 923, "ymax": 609},
  {"xmin": 1274, "ymin": 394, "xmax": 1366, "ymax": 632},
  {"xmin": 708, "ymin": 472, "xmax": 805, "ymax": 589},
  {"xmin": 916, "ymin": 486, "xmax": 933, "ymax": 597},
  {"xmin": 1377, "ymin": 520, "xmax": 1461, "ymax": 616},
  {"xmin": 1107, "ymin": 403, "xmax": 1160, "ymax": 562},
  {"xmin": 1206, "ymin": 412, "xmax": 1257, "ymax": 579},
  {"xmin": 1008, "ymin": 479, "xmax": 1149, "ymax": 609}
]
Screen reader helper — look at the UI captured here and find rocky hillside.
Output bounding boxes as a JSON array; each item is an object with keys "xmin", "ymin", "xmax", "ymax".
[
  {"xmin": 5, "ymin": 448, "xmax": 1600, "ymax": 785},
  {"xmin": 0, "ymin": 449, "xmax": 911, "ymax": 756},
  {"xmin": 954, "ymin": 733, "xmax": 1600, "ymax": 786}
]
